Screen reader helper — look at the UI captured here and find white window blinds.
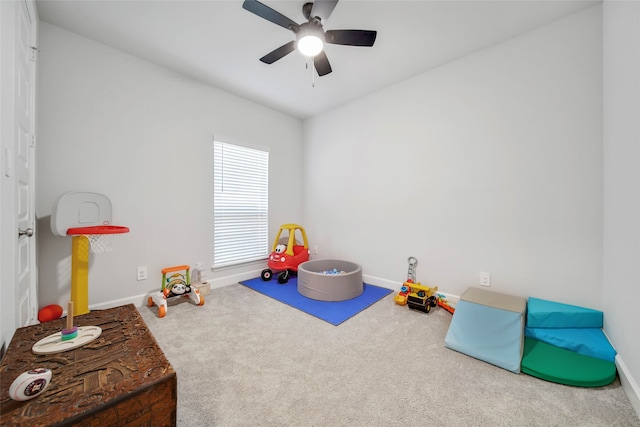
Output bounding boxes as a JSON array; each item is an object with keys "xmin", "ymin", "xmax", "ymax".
[{"xmin": 213, "ymin": 141, "xmax": 269, "ymax": 268}]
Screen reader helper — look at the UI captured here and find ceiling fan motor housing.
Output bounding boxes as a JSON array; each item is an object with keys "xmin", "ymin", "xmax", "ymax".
[{"xmin": 302, "ymin": 2, "xmax": 314, "ymax": 21}]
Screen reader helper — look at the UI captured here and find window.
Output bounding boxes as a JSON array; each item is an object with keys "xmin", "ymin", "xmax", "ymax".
[{"xmin": 213, "ymin": 141, "xmax": 269, "ymax": 268}]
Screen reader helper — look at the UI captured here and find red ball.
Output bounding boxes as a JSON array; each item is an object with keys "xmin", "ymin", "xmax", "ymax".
[{"xmin": 38, "ymin": 304, "xmax": 63, "ymax": 323}]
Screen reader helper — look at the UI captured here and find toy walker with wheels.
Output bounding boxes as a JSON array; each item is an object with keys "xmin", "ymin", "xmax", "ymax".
[
  {"xmin": 148, "ymin": 265, "xmax": 204, "ymax": 318},
  {"xmin": 261, "ymin": 223, "xmax": 310, "ymax": 284}
]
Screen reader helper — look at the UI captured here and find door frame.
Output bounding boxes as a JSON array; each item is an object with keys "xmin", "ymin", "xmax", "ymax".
[{"xmin": 0, "ymin": 0, "xmax": 39, "ymax": 353}]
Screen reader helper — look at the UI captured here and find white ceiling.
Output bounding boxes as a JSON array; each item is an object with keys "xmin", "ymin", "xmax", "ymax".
[{"xmin": 35, "ymin": 0, "xmax": 599, "ymax": 119}]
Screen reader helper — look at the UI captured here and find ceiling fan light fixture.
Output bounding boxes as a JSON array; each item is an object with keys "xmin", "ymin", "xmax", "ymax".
[
  {"xmin": 243, "ymin": 0, "xmax": 377, "ymax": 77},
  {"xmin": 297, "ymin": 34, "xmax": 323, "ymax": 57}
]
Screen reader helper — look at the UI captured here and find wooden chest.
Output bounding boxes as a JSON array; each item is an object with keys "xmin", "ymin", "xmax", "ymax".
[{"xmin": 0, "ymin": 304, "xmax": 176, "ymax": 426}]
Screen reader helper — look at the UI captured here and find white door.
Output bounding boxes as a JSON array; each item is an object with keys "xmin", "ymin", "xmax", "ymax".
[
  {"xmin": 15, "ymin": 0, "xmax": 38, "ymax": 328},
  {"xmin": 0, "ymin": 0, "xmax": 38, "ymax": 348}
]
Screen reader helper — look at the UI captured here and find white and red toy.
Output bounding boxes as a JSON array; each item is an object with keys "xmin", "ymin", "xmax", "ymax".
[{"xmin": 148, "ymin": 265, "xmax": 204, "ymax": 318}]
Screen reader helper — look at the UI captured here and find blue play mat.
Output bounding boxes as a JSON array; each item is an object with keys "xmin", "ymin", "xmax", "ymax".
[{"xmin": 240, "ymin": 277, "xmax": 392, "ymax": 325}]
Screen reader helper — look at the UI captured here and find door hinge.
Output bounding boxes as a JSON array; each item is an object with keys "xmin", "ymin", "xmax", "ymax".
[
  {"xmin": 30, "ymin": 134, "xmax": 36, "ymax": 148},
  {"xmin": 30, "ymin": 46, "xmax": 39, "ymax": 62}
]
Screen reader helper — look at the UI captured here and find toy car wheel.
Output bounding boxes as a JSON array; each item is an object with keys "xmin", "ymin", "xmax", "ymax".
[
  {"xmin": 429, "ymin": 296, "xmax": 438, "ymax": 307},
  {"xmin": 425, "ymin": 303, "xmax": 431, "ymax": 313},
  {"xmin": 277, "ymin": 270, "xmax": 290, "ymax": 284},
  {"xmin": 261, "ymin": 269, "xmax": 273, "ymax": 281}
]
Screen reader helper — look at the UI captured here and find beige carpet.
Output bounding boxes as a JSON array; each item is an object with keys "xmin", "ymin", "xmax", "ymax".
[{"xmin": 139, "ymin": 284, "xmax": 640, "ymax": 426}]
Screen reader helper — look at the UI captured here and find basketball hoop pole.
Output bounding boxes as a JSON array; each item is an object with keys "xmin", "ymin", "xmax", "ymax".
[
  {"xmin": 70, "ymin": 236, "xmax": 91, "ymax": 316},
  {"xmin": 67, "ymin": 225, "xmax": 129, "ymax": 316}
]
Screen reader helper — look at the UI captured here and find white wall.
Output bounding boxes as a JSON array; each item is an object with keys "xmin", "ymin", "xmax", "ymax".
[
  {"xmin": 36, "ymin": 22, "xmax": 303, "ymax": 309},
  {"xmin": 303, "ymin": 6, "xmax": 603, "ymax": 308},
  {"xmin": 603, "ymin": 0, "xmax": 640, "ymax": 416}
]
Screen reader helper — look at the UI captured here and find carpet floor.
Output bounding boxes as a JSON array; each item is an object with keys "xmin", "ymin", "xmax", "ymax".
[{"xmin": 139, "ymin": 284, "xmax": 640, "ymax": 426}]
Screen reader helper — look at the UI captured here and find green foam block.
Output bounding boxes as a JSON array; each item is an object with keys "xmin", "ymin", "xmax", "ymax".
[{"xmin": 521, "ymin": 337, "xmax": 616, "ymax": 388}]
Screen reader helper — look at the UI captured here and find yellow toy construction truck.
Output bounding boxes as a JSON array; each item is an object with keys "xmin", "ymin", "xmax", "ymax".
[
  {"xmin": 405, "ymin": 282, "xmax": 439, "ymax": 313},
  {"xmin": 393, "ymin": 256, "xmax": 439, "ymax": 313}
]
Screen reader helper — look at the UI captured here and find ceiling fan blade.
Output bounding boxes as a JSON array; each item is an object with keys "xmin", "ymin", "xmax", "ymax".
[
  {"xmin": 242, "ymin": 0, "xmax": 299, "ymax": 32},
  {"xmin": 325, "ymin": 29, "xmax": 377, "ymax": 47},
  {"xmin": 314, "ymin": 51, "xmax": 332, "ymax": 76},
  {"xmin": 311, "ymin": 0, "xmax": 339, "ymax": 22},
  {"xmin": 260, "ymin": 41, "xmax": 296, "ymax": 64}
]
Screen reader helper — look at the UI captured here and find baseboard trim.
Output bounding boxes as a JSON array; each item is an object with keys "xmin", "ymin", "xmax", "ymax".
[
  {"xmin": 362, "ymin": 275, "xmax": 461, "ymax": 306},
  {"xmin": 89, "ymin": 273, "xmax": 461, "ymax": 315},
  {"xmin": 362, "ymin": 274, "xmax": 398, "ymax": 290},
  {"xmin": 88, "ymin": 268, "xmax": 264, "ymax": 312},
  {"xmin": 206, "ymin": 269, "xmax": 263, "ymax": 289},
  {"xmin": 616, "ymin": 355, "xmax": 640, "ymax": 419},
  {"xmin": 90, "ymin": 294, "xmax": 149, "ymax": 311},
  {"xmin": 91, "ymin": 273, "xmax": 405, "ymax": 310}
]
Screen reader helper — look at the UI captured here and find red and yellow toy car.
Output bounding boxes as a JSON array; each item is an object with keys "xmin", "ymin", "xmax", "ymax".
[{"xmin": 261, "ymin": 224, "xmax": 309, "ymax": 284}]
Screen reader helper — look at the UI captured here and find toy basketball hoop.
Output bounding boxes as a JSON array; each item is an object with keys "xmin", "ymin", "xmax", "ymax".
[
  {"xmin": 67, "ymin": 225, "xmax": 129, "ymax": 253},
  {"xmin": 51, "ymin": 192, "xmax": 130, "ymax": 316}
]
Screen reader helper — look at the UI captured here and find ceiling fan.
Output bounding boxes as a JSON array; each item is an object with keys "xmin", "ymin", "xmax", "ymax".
[{"xmin": 242, "ymin": 0, "xmax": 377, "ymax": 77}]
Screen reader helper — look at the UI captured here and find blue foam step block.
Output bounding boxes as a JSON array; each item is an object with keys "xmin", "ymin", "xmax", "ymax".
[
  {"xmin": 445, "ymin": 298, "xmax": 525, "ymax": 373},
  {"xmin": 524, "ymin": 327, "xmax": 616, "ymax": 362},
  {"xmin": 527, "ymin": 297, "xmax": 602, "ymax": 328}
]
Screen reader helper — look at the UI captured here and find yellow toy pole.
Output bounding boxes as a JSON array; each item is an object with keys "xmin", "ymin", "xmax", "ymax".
[{"xmin": 70, "ymin": 235, "xmax": 90, "ymax": 316}]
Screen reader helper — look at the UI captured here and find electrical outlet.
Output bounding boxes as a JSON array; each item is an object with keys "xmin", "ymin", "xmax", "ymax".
[
  {"xmin": 137, "ymin": 266, "xmax": 148, "ymax": 281},
  {"xmin": 313, "ymin": 245, "xmax": 318, "ymax": 255},
  {"xmin": 479, "ymin": 272, "xmax": 491, "ymax": 287}
]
